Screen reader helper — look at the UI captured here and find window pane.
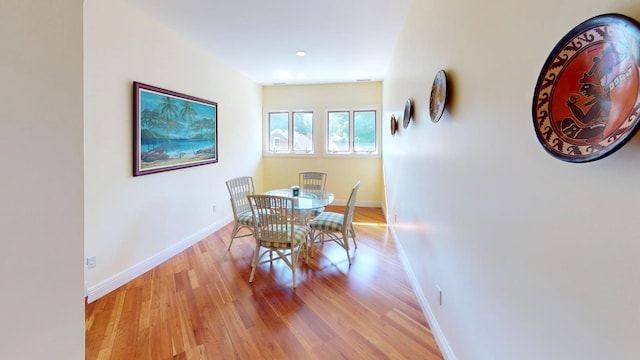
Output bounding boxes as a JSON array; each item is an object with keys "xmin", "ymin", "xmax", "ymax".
[
  {"xmin": 293, "ymin": 112, "xmax": 313, "ymax": 152},
  {"xmin": 269, "ymin": 112, "xmax": 288, "ymax": 151},
  {"xmin": 354, "ymin": 111, "xmax": 376, "ymax": 152},
  {"xmin": 328, "ymin": 111, "xmax": 350, "ymax": 152}
]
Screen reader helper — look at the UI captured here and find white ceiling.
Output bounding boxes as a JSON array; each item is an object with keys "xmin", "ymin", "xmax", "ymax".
[{"xmin": 127, "ymin": 0, "xmax": 412, "ymax": 85}]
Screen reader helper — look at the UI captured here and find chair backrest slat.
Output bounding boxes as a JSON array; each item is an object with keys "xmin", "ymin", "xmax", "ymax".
[
  {"xmin": 299, "ymin": 171, "xmax": 327, "ymax": 191},
  {"xmin": 226, "ymin": 176, "xmax": 255, "ymax": 216}
]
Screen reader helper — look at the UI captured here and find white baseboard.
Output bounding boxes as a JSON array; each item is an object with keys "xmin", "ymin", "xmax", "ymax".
[
  {"xmin": 86, "ymin": 203, "xmax": 379, "ymax": 302},
  {"xmin": 86, "ymin": 215, "xmax": 233, "ymax": 303},
  {"xmin": 389, "ymin": 226, "xmax": 457, "ymax": 360}
]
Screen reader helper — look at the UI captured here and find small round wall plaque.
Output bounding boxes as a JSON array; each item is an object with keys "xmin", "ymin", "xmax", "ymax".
[
  {"xmin": 532, "ymin": 13, "xmax": 640, "ymax": 162},
  {"xmin": 390, "ymin": 114, "xmax": 398, "ymax": 135},
  {"xmin": 429, "ymin": 69, "xmax": 447, "ymax": 123},
  {"xmin": 403, "ymin": 98, "xmax": 413, "ymax": 128}
]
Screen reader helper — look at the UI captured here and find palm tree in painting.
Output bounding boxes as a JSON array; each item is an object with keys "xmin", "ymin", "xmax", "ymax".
[
  {"xmin": 191, "ymin": 117, "xmax": 215, "ymax": 139},
  {"xmin": 180, "ymin": 100, "xmax": 198, "ymax": 125},
  {"xmin": 190, "ymin": 116, "xmax": 216, "ymax": 156},
  {"xmin": 140, "ymin": 109, "xmax": 163, "ymax": 150},
  {"xmin": 158, "ymin": 96, "xmax": 182, "ymax": 143},
  {"xmin": 159, "ymin": 96, "xmax": 179, "ymax": 124}
]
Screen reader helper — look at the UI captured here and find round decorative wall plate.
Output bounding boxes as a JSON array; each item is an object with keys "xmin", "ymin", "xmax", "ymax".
[
  {"xmin": 403, "ymin": 98, "xmax": 413, "ymax": 128},
  {"xmin": 532, "ymin": 13, "xmax": 640, "ymax": 163},
  {"xmin": 430, "ymin": 69, "xmax": 447, "ymax": 123},
  {"xmin": 390, "ymin": 114, "xmax": 398, "ymax": 135}
]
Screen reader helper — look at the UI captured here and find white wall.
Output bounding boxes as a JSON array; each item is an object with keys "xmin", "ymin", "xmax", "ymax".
[
  {"xmin": 384, "ymin": 1, "xmax": 640, "ymax": 359},
  {"xmin": 0, "ymin": 0, "xmax": 85, "ymax": 358},
  {"xmin": 263, "ymin": 82, "xmax": 383, "ymax": 204},
  {"xmin": 84, "ymin": 0, "xmax": 263, "ymax": 300}
]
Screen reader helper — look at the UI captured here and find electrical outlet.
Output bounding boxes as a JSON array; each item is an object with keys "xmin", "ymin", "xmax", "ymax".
[
  {"xmin": 394, "ymin": 213, "xmax": 398, "ymax": 223},
  {"xmin": 436, "ymin": 285, "xmax": 443, "ymax": 306},
  {"xmin": 212, "ymin": 204, "xmax": 216, "ymax": 213},
  {"xmin": 87, "ymin": 256, "xmax": 97, "ymax": 269}
]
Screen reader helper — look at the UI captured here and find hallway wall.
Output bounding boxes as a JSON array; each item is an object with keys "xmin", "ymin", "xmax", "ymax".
[{"xmin": 383, "ymin": 1, "xmax": 640, "ymax": 359}]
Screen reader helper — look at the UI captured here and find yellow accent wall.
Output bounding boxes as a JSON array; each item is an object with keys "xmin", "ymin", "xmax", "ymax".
[{"xmin": 262, "ymin": 83, "xmax": 383, "ymax": 206}]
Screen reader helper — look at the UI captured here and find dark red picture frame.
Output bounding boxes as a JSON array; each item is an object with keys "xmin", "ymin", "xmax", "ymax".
[{"xmin": 133, "ymin": 82, "xmax": 218, "ymax": 176}]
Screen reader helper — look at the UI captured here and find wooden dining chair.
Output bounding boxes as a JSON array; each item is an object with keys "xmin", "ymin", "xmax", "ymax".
[
  {"xmin": 308, "ymin": 181, "xmax": 360, "ymax": 264},
  {"xmin": 225, "ymin": 176, "xmax": 255, "ymax": 250},
  {"xmin": 247, "ymin": 194, "xmax": 310, "ymax": 288}
]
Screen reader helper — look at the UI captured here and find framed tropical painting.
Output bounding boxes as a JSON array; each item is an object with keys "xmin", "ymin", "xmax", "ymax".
[{"xmin": 133, "ymin": 82, "xmax": 218, "ymax": 176}]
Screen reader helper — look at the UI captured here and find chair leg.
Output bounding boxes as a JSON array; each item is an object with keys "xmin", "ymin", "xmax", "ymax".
[
  {"xmin": 303, "ymin": 236, "xmax": 309, "ymax": 264},
  {"xmin": 341, "ymin": 230, "xmax": 352, "ymax": 265},
  {"xmin": 291, "ymin": 249, "xmax": 297, "ymax": 288},
  {"xmin": 349, "ymin": 224, "xmax": 357, "ymax": 248},
  {"xmin": 308, "ymin": 230, "xmax": 315, "ymax": 258},
  {"xmin": 228, "ymin": 223, "xmax": 240, "ymax": 250}
]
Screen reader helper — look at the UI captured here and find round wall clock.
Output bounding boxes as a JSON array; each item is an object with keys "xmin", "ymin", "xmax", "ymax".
[
  {"xmin": 430, "ymin": 69, "xmax": 447, "ymax": 123},
  {"xmin": 390, "ymin": 114, "xmax": 398, "ymax": 135},
  {"xmin": 532, "ymin": 13, "xmax": 640, "ymax": 163},
  {"xmin": 403, "ymin": 98, "xmax": 413, "ymax": 128}
]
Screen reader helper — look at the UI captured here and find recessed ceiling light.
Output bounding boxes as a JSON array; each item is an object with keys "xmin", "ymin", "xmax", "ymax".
[{"xmin": 296, "ymin": 50, "xmax": 307, "ymax": 57}]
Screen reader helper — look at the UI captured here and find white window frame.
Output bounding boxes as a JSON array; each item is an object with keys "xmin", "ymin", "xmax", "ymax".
[
  {"xmin": 323, "ymin": 106, "xmax": 381, "ymax": 158},
  {"xmin": 263, "ymin": 108, "xmax": 317, "ymax": 157},
  {"xmin": 263, "ymin": 105, "xmax": 381, "ymax": 158}
]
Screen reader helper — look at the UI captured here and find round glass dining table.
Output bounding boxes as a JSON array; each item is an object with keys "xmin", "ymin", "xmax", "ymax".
[{"xmin": 264, "ymin": 188, "xmax": 334, "ymax": 211}]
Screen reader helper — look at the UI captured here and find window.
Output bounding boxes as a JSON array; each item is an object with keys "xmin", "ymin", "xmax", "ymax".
[
  {"xmin": 327, "ymin": 111, "xmax": 349, "ymax": 152},
  {"xmin": 327, "ymin": 109, "xmax": 377, "ymax": 155},
  {"xmin": 354, "ymin": 110, "xmax": 376, "ymax": 152},
  {"xmin": 267, "ymin": 111, "xmax": 314, "ymax": 154},
  {"xmin": 264, "ymin": 106, "xmax": 379, "ymax": 157},
  {"xmin": 293, "ymin": 112, "xmax": 313, "ymax": 152},
  {"xmin": 269, "ymin": 112, "xmax": 288, "ymax": 152}
]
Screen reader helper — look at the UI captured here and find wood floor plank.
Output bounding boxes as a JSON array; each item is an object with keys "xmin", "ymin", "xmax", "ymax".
[{"xmin": 86, "ymin": 206, "xmax": 443, "ymax": 359}]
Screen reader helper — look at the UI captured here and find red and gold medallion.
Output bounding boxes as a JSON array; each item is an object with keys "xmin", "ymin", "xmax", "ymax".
[{"xmin": 533, "ymin": 13, "xmax": 640, "ymax": 162}]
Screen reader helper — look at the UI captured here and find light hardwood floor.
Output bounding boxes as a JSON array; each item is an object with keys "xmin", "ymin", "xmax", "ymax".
[{"xmin": 85, "ymin": 206, "xmax": 444, "ymax": 359}]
